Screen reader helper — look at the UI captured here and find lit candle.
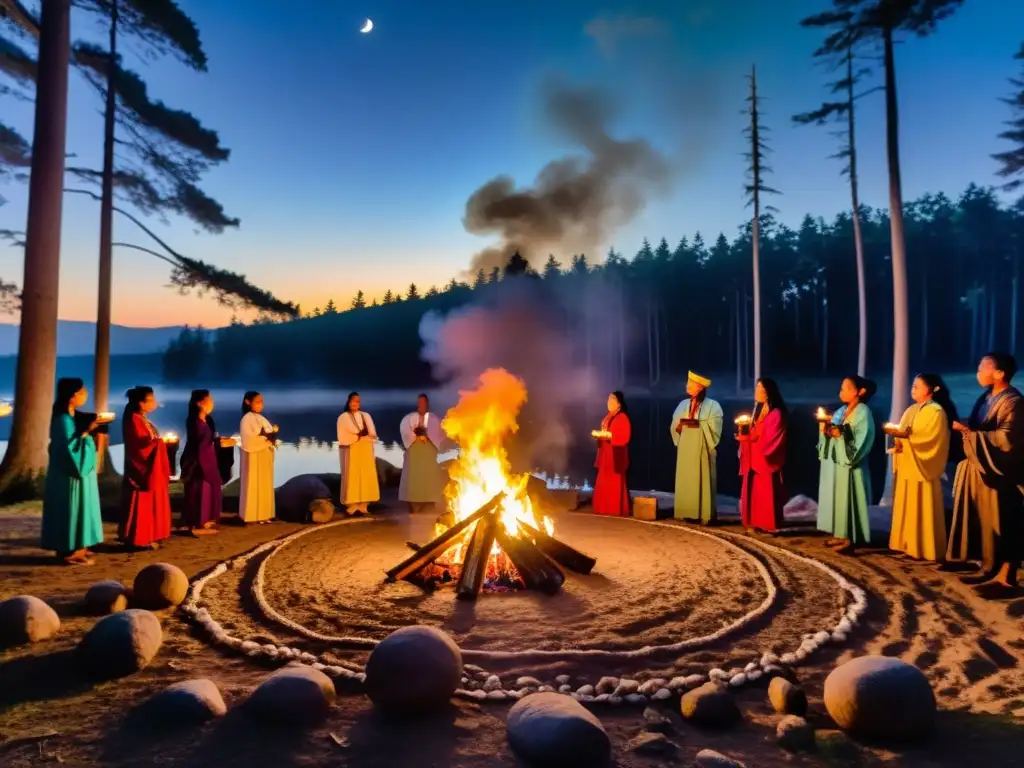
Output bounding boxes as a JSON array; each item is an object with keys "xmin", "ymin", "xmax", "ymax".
[
  {"xmin": 162, "ymin": 432, "xmax": 179, "ymax": 443},
  {"xmin": 271, "ymin": 424, "xmax": 280, "ymax": 432},
  {"xmin": 97, "ymin": 411, "xmax": 115, "ymax": 422},
  {"xmin": 815, "ymin": 407, "xmax": 830, "ymax": 422},
  {"xmin": 883, "ymin": 422, "xmax": 899, "ymax": 431},
  {"xmin": 734, "ymin": 414, "xmax": 751, "ymax": 425},
  {"xmin": 0, "ymin": 402, "xmax": 11, "ymax": 417}
]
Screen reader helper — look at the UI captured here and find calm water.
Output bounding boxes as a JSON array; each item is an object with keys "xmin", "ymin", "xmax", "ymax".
[{"xmin": 0, "ymin": 386, "xmax": 893, "ymax": 501}]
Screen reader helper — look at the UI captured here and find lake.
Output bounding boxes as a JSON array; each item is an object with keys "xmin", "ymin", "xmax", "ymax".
[{"xmin": 0, "ymin": 386, "xmax": 895, "ymax": 501}]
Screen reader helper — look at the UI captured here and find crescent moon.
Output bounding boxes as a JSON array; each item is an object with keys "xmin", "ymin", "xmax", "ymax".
[{"xmin": 360, "ymin": 18, "xmax": 373, "ymax": 33}]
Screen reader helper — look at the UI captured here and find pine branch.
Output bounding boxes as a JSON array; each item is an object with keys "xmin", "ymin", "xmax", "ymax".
[
  {"xmin": 0, "ymin": 32, "xmax": 36, "ymax": 83},
  {"xmin": 0, "ymin": 120, "xmax": 30, "ymax": 169},
  {"xmin": 74, "ymin": 0, "xmax": 207, "ymax": 71}
]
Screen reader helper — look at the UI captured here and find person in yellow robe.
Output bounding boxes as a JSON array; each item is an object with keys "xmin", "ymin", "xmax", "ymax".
[
  {"xmin": 336, "ymin": 391, "xmax": 380, "ymax": 515},
  {"xmin": 888, "ymin": 374, "xmax": 956, "ymax": 561},
  {"xmin": 670, "ymin": 371, "xmax": 723, "ymax": 523},
  {"xmin": 399, "ymin": 393, "xmax": 446, "ymax": 514},
  {"xmin": 239, "ymin": 391, "xmax": 277, "ymax": 524}
]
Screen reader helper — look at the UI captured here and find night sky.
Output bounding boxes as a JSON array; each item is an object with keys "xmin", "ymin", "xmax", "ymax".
[{"xmin": 0, "ymin": 0, "xmax": 1020, "ymax": 326}]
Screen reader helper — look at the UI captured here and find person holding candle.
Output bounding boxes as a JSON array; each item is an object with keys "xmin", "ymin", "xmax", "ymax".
[
  {"xmin": 398, "ymin": 393, "xmax": 446, "ymax": 514},
  {"xmin": 816, "ymin": 375, "xmax": 877, "ymax": 555},
  {"xmin": 670, "ymin": 371, "xmax": 724, "ymax": 523},
  {"xmin": 239, "ymin": 391, "xmax": 276, "ymax": 525},
  {"xmin": 887, "ymin": 374, "xmax": 956, "ymax": 562},
  {"xmin": 737, "ymin": 378, "xmax": 788, "ymax": 534},
  {"xmin": 119, "ymin": 386, "xmax": 172, "ymax": 550},
  {"xmin": 593, "ymin": 391, "xmax": 632, "ymax": 516},
  {"xmin": 945, "ymin": 353, "xmax": 1023, "ymax": 596},
  {"xmin": 41, "ymin": 378, "xmax": 104, "ymax": 565},
  {"xmin": 337, "ymin": 392, "xmax": 380, "ymax": 515},
  {"xmin": 181, "ymin": 389, "xmax": 228, "ymax": 536}
]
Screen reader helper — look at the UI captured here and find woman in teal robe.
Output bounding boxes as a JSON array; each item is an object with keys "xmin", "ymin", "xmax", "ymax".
[
  {"xmin": 41, "ymin": 377, "xmax": 104, "ymax": 565},
  {"xmin": 816, "ymin": 375, "xmax": 877, "ymax": 555},
  {"xmin": 671, "ymin": 371, "xmax": 724, "ymax": 523}
]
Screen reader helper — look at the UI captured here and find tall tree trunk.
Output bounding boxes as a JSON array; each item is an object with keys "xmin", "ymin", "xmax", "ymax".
[
  {"xmin": 735, "ymin": 288, "xmax": 742, "ymax": 394},
  {"xmin": 750, "ymin": 64, "xmax": 762, "ymax": 384},
  {"xmin": 742, "ymin": 292, "xmax": 750, "ymax": 385},
  {"xmin": 881, "ymin": 24, "xmax": 910, "ymax": 506},
  {"xmin": 920, "ymin": 260, "xmax": 928, "ymax": 362},
  {"xmin": 93, "ymin": 1, "xmax": 119, "ymax": 476},
  {"xmin": 0, "ymin": 0, "xmax": 72, "ymax": 500},
  {"xmin": 1011, "ymin": 249, "xmax": 1020, "ymax": 356},
  {"xmin": 653, "ymin": 301, "xmax": 662, "ymax": 386},
  {"xmin": 822, "ymin": 276, "xmax": 829, "ymax": 373},
  {"xmin": 846, "ymin": 42, "xmax": 867, "ymax": 377},
  {"xmin": 646, "ymin": 298, "xmax": 654, "ymax": 389}
]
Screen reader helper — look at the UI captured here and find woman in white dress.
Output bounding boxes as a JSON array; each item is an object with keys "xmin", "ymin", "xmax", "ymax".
[
  {"xmin": 336, "ymin": 392, "xmax": 380, "ymax": 515},
  {"xmin": 399, "ymin": 393, "xmax": 446, "ymax": 514},
  {"xmin": 239, "ymin": 391, "xmax": 276, "ymax": 524}
]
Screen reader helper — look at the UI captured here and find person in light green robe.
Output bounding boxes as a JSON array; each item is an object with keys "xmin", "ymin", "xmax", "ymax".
[
  {"xmin": 671, "ymin": 371, "xmax": 724, "ymax": 523},
  {"xmin": 816, "ymin": 375, "xmax": 877, "ymax": 554},
  {"xmin": 41, "ymin": 378, "xmax": 104, "ymax": 565}
]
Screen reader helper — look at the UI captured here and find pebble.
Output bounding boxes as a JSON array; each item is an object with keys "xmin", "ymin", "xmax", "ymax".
[
  {"xmin": 614, "ymin": 679, "xmax": 640, "ymax": 696},
  {"xmin": 695, "ymin": 748, "xmax": 746, "ymax": 767},
  {"xmin": 768, "ymin": 677, "xmax": 807, "ymax": 716},
  {"xmin": 642, "ymin": 706, "xmax": 673, "ymax": 733},
  {"xmin": 684, "ymin": 674, "xmax": 707, "ymax": 688},
  {"xmin": 728, "ymin": 673, "xmax": 747, "ymax": 688},
  {"xmin": 652, "ymin": 688, "xmax": 672, "ymax": 701},
  {"xmin": 538, "ymin": 685, "xmax": 556, "ymax": 693},
  {"xmin": 667, "ymin": 676, "xmax": 689, "ymax": 691},
  {"xmin": 576, "ymin": 685, "xmax": 595, "ymax": 696},
  {"xmin": 626, "ymin": 731, "xmax": 679, "ymax": 756},
  {"xmin": 483, "ymin": 675, "xmax": 502, "ymax": 692},
  {"xmin": 554, "ymin": 674, "xmax": 571, "ymax": 685},
  {"xmin": 486, "ymin": 690, "xmax": 507, "ymax": 701},
  {"xmin": 595, "ymin": 676, "xmax": 619, "ymax": 694},
  {"xmin": 558, "ymin": 685, "xmax": 572, "ymax": 693},
  {"xmin": 679, "ymin": 682, "xmax": 741, "ymax": 728},
  {"xmin": 516, "ymin": 676, "xmax": 542, "ymax": 688},
  {"xmin": 625, "ymin": 693, "xmax": 647, "ymax": 705}
]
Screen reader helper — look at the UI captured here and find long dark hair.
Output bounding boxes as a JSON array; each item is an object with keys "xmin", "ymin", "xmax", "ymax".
[
  {"xmin": 53, "ymin": 378, "xmax": 84, "ymax": 415},
  {"xmin": 610, "ymin": 390, "xmax": 628, "ymax": 416},
  {"xmin": 983, "ymin": 351, "xmax": 1018, "ymax": 383},
  {"xmin": 915, "ymin": 373, "xmax": 959, "ymax": 427},
  {"xmin": 242, "ymin": 391, "xmax": 260, "ymax": 415},
  {"xmin": 186, "ymin": 389, "xmax": 215, "ymax": 439},
  {"xmin": 124, "ymin": 385, "xmax": 153, "ymax": 416},
  {"xmin": 344, "ymin": 392, "xmax": 359, "ymax": 412},
  {"xmin": 846, "ymin": 375, "xmax": 878, "ymax": 403},
  {"xmin": 755, "ymin": 377, "xmax": 788, "ymax": 421}
]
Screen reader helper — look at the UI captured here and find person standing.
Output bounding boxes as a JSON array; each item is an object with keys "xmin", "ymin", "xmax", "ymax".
[
  {"xmin": 670, "ymin": 371, "xmax": 723, "ymax": 523},
  {"xmin": 239, "ymin": 391, "xmax": 276, "ymax": 525},
  {"xmin": 181, "ymin": 389, "xmax": 230, "ymax": 536},
  {"xmin": 119, "ymin": 386, "xmax": 172, "ymax": 550},
  {"xmin": 945, "ymin": 353, "xmax": 1023, "ymax": 596},
  {"xmin": 593, "ymin": 391, "xmax": 632, "ymax": 516},
  {"xmin": 42, "ymin": 378, "xmax": 104, "ymax": 565},
  {"xmin": 398, "ymin": 393, "xmax": 446, "ymax": 514},
  {"xmin": 888, "ymin": 374, "xmax": 954, "ymax": 562},
  {"xmin": 337, "ymin": 392, "xmax": 380, "ymax": 515},
  {"xmin": 816, "ymin": 376, "xmax": 877, "ymax": 555},
  {"xmin": 738, "ymin": 378, "xmax": 788, "ymax": 534}
]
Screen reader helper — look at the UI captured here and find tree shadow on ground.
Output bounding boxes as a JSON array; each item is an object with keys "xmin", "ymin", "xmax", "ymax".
[{"xmin": 0, "ymin": 649, "xmax": 95, "ymax": 712}]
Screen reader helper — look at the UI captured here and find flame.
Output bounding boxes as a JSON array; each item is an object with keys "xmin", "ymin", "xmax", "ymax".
[{"xmin": 434, "ymin": 368, "xmax": 553, "ymax": 581}]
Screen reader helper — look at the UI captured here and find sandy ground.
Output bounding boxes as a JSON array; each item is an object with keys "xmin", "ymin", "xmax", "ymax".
[{"xmin": 1, "ymin": 494, "xmax": 1023, "ymax": 768}]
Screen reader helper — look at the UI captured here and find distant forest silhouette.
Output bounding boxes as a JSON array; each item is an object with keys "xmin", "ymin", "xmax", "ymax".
[{"xmin": 162, "ymin": 184, "xmax": 1023, "ymax": 390}]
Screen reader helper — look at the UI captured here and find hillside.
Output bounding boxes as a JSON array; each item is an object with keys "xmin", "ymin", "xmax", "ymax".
[{"xmin": 0, "ymin": 320, "xmax": 185, "ymax": 356}]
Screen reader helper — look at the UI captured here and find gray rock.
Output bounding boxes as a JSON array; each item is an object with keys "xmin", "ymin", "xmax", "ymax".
[
  {"xmin": 595, "ymin": 676, "xmax": 618, "ymax": 694},
  {"xmin": 776, "ymin": 714, "xmax": 814, "ymax": 750},
  {"xmin": 576, "ymin": 684, "xmax": 595, "ymax": 696},
  {"xmin": 768, "ymin": 677, "xmax": 807, "ymax": 715},
  {"xmin": 0, "ymin": 595, "xmax": 60, "ymax": 647},
  {"xmin": 85, "ymin": 580, "xmax": 129, "ymax": 615},
  {"xmin": 614, "ymin": 678, "xmax": 640, "ymax": 696},
  {"xmin": 132, "ymin": 563, "xmax": 188, "ymax": 610},
  {"xmin": 506, "ymin": 692, "xmax": 611, "ymax": 767},
  {"xmin": 641, "ymin": 706, "xmax": 673, "ymax": 733},
  {"xmin": 679, "ymin": 682, "xmax": 741, "ymax": 728},
  {"xmin": 652, "ymin": 687, "xmax": 672, "ymax": 701},
  {"xmin": 365, "ymin": 625, "xmax": 462, "ymax": 716},
  {"xmin": 483, "ymin": 675, "xmax": 502, "ymax": 692},
  {"xmin": 275, "ymin": 474, "xmax": 333, "ymax": 523},
  {"xmin": 144, "ymin": 679, "xmax": 227, "ymax": 724},
  {"xmin": 638, "ymin": 678, "xmax": 666, "ymax": 695},
  {"xmin": 516, "ymin": 676, "xmax": 542, "ymax": 688},
  {"xmin": 554, "ymin": 674, "xmax": 571, "ymax": 686},
  {"xmin": 78, "ymin": 609, "xmax": 162, "ymax": 678},
  {"xmin": 626, "ymin": 731, "xmax": 678, "ymax": 756},
  {"xmin": 247, "ymin": 666, "xmax": 335, "ymax": 725},
  {"xmin": 558, "ymin": 685, "xmax": 572, "ymax": 693},
  {"xmin": 695, "ymin": 748, "xmax": 746, "ymax": 767},
  {"xmin": 824, "ymin": 655, "xmax": 936, "ymax": 739}
]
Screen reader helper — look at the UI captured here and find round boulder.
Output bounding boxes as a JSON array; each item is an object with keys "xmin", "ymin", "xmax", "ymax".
[
  {"xmin": 133, "ymin": 563, "xmax": 188, "ymax": 610},
  {"xmin": 768, "ymin": 676, "xmax": 807, "ymax": 715},
  {"xmin": 78, "ymin": 609, "xmax": 163, "ymax": 679},
  {"xmin": 824, "ymin": 655, "xmax": 936, "ymax": 739},
  {"xmin": 365, "ymin": 625, "xmax": 462, "ymax": 716},
  {"xmin": 0, "ymin": 595, "xmax": 60, "ymax": 647},
  {"xmin": 85, "ymin": 580, "xmax": 129, "ymax": 615},
  {"xmin": 680, "ymin": 682, "xmax": 741, "ymax": 728},
  {"xmin": 507, "ymin": 691, "xmax": 611, "ymax": 767},
  {"xmin": 776, "ymin": 714, "xmax": 815, "ymax": 750},
  {"xmin": 143, "ymin": 679, "xmax": 227, "ymax": 724},
  {"xmin": 247, "ymin": 666, "xmax": 336, "ymax": 725}
]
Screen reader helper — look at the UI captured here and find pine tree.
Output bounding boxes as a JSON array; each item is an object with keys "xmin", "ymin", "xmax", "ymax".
[
  {"xmin": 312, "ymin": 306, "xmax": 321, "ymax": 316},
  {"xmin": 407, "ymin": 283, "xmax": 420, "ymax": 301},
  {"xmin": 382, "ymin": 289, "xmax": 394, "ymax": 304},
  {"xmin": 994, "ymin": 41, "xmax": 1024, "ymax": 190},
  {"xmin": 570, "ymin": 254, "xmax": 589, "ymax": 274},
  {"xmin": 488, "ymin": 266, "xmax": 501, "ymax": 283},
  {"xmin": 795, "ymin": 8, "xmax": 874, "ymax": 376},
  {"xmin": 634, "ymin": 237, "xmax": 655, "ymax": 262},
  {"xmin": 473, "ymin": 268, "xmax": 486, "ymax": 288},
  {"xmin": 323, "ymin": 298, "xmax": 338, "ymax": 313},
  {"xmin": 504, "ymin": 251, "xmax": 530, "ymax": 277},
  {"xmin": 654, "ymin": 237, "xmax": 672, "ymax": 262},
  {"xmin": 370, "ymin": 297, "xmax": 379, "ymax": 307},
  {"xmin": 543, "ymin": 254, "xmax": 562, "ymax": 279},
  {"xmin": 426, "ymin": 285, "xmax": 439, "ymax": 297}
]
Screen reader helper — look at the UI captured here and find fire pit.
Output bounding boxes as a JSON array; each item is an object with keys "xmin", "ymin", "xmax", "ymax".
[{"xmin": 384, "ymin": 368, "xmax": 596, "ymax": 600}]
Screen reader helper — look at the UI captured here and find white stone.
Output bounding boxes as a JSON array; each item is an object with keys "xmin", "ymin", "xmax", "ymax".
[
  {"xmin": 554, "ymin": 674, "xmax": 571, "ymax": 685},
  {"xmin": 516, "ymin": 676, "xmax": 542, "ymax": 688},
  {"xmin": 709, "ymin": 668, "xmax": 728, "ymax": 680},
  {"xmin": 486, "ymin": 690, "xmax": 507, "ymax": 701},
  {"xmin": 483, "ymin": 675, "xmax": 502, "ymax": 692},
  {"xmin": 559, "ymin": 685, "xmax": 572, "ymax": 693},
  {"xmin": 744, "ymin": 662, "xmax": 757, "ymax": 673},
  {"xmin": 684, "ymin": 674, "xmax": 707, "ymax": 688},
  {"xmin": 729, "ymin": 673, "xmax": 747, "ymax": 688},
  {"xmin": 614, "ymin": 679, "xmax": 640, "ymax": 696},
  {"xmin": 625, "ymin": 693, "xmax": 647, "ymax": 704},
  {"xmin": 747, "ymin": 669, "xmax": 763, "ymax": 682},
  {"xmin": 760, "ymin": 652, "xmax": 780, "ymax": 667},
  {"xmin": 595, "ymin": 676, "xmax": 619, "ymax": 694},
  {"xmin": 652, "ymin": 688, "xmax": 672, "ymax": 701},
  {"xmin": 832, "ymin": 630, "xmax": 848, "ymax": 643},
  {"xmin": 667, "ymin": 676, "xmax": 688, "ymax": 691},
  {"xmin": 538, "ymin": 685, "xmax": 556, "ymax": 693},
  {"xmin": 576, "ymin": 684, "xmax": 595, "ymax": 696}
]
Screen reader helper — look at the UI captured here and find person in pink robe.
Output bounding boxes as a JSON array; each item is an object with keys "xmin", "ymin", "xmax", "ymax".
[
  {"xmin": 593, "ymin": 391, "xmax": 632, "ymax": 516},
  {"xmin": 737, "ymin": 378, "xmax": 788, "ymax": 533}
]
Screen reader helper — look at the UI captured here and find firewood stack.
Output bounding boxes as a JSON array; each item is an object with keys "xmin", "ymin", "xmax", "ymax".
[{"xmin": 386, "ymin": 491, "xmax": 597, "ymax": 600}]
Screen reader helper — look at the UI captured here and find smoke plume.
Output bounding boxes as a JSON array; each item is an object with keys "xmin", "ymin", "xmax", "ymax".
[{"xmin": 463, "ymin": 79, "xmax": 672, "ymax": 274}]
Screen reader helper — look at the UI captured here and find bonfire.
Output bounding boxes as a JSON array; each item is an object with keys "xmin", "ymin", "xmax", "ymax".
[{"xmin": 386, "ymin": 368, "xmax": 595, "ymax": 599}]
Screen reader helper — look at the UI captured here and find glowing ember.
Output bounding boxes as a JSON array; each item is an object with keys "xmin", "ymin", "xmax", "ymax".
[{"xmin": 433, "ymin": 368, "xmax": 554, "ymax": 590}]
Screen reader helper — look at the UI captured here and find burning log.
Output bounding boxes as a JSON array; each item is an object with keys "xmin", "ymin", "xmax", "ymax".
[
  {"xmin": 455, "ymin": 513, "xmax": 499, "ymax": 600},
  {"xmin": 494, "ymin": 525, "xmax": 565, "ymax": 595},
  {"xmin": 520, "ymin": 522, "xmax": 596, "ymax": 575},
  {"xmin": 385, "ymin": 492, "xmax": 505, "ymax": 582}
]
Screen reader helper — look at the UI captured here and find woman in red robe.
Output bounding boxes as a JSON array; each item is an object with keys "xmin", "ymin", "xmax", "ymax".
[
  {"xmin": 119, "ymin": 386, "xmax": 172, "ymax": 549},
  {"xmin": 593, "ymin": 391, "xmax": 632, "ymax": 516},
  {"xmin": 737, "ymin": 378, "xmax": 788, "ymax": 533}
]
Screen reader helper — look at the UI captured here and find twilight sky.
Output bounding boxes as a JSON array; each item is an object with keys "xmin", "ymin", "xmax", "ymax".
[{"xmin": 0, "ymin": 0, "xmax": 1020, "ymax": 328}]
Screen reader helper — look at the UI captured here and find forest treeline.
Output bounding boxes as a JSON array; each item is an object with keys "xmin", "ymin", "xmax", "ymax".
[{"xmin": 163, "ymin": 184, "xmax": 1023, "ymax": 390}]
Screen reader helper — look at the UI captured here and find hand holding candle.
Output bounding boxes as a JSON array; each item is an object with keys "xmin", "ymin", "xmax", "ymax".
[
  {"xmin": 815, "ymin": 407, "xmax": 831, "ymax": 423},
  {"xmin": 96, "ymin": 411, "xmax": 115, "ymax": 424},
  {"xmin": 734, "ymin": 413, "xmax": 752, "ymax": 437},
  {"xmin": 591, "ymin": 429, "xmax": 612, "ymax": 440},
  {"xmin": 162, "ymin": 432, "xmax": 179, "ymax": 444},
  {"xmin": 0, "ymin": 402, "xmax": 11, "ymax": 418},
  {"xmin": 882, "ymin": 422, "xmax": 909, "ymax": 439}
]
